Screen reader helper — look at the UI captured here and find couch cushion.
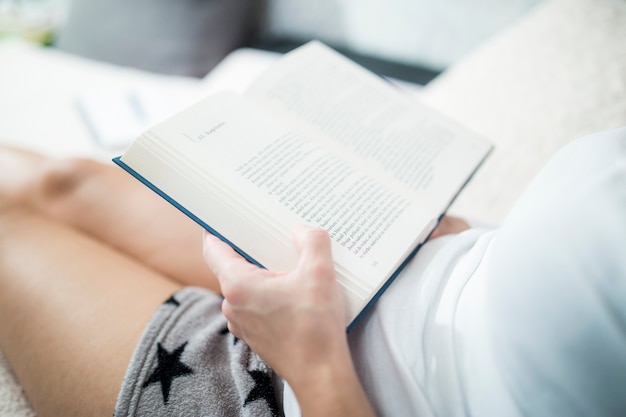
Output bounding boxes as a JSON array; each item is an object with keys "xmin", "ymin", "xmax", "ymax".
[{"xmin": 421, "ymin": 0, "xmax": 626, "ymax": 223}]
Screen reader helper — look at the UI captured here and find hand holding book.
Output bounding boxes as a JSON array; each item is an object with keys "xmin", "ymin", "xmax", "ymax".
[{"xmin": 203, "ymin": 225, "xmax": 377, "ymax": 417}]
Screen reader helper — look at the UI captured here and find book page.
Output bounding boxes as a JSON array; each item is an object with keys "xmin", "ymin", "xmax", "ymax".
[
  {"xmin": 120, "ymin": 43, "xmax": 492, "ymax": 324},
  {"xmin": 236, "ymin": 132, "xmax": 414, "ymax": 261},
  {"xmin": 245, "ymin": 41, "xmax": 491, "ymax": 211},
  {"xmin": 124, "ymin": 92, "xmax": 433, "ymax": 319}
]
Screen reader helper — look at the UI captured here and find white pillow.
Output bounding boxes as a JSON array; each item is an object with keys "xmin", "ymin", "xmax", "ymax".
[{"xmin": 421, "ymin": 0, "xmax": 626, "ymax": 223}]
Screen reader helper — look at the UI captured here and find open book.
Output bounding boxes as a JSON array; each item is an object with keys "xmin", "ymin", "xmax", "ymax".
[{"xmin": 114, "ymin": 41, "xmax": 492, "ymax": 330}]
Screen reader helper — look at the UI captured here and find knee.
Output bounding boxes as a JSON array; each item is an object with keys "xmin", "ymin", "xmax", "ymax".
[
  {"xmin": 0, "ymin": 152, "xmax": 85, "ymax": 215},
  {"xmin": 34, "ymin": 157, "xmax": 99, "ymax": 205}
]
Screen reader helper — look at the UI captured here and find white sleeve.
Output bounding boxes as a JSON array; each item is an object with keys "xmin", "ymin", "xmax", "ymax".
[{"xmin": 485, "ymin": 127, "xmax": 626, "ymax": 416}]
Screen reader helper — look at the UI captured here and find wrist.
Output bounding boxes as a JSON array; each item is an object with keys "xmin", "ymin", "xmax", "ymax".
[{"xmin": 288, "ymin": 345, "xmax": 376, "ymax": 417}]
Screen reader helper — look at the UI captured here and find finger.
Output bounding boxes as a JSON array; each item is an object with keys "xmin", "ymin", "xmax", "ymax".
[
  {"xmin": 227, "ymin": 321, "xmax": 242, "ymax": 339},
  {"xmin": 222, "ymin": 300, "xmax": 242, "ymax": 339},
  {"xmin": 204, "ymin": 232, "xmax": 271, "ymax": 305},
  {"xmin": 291, "ymin": 226, "xmax": 334, "ymax": 277},
  {"xmin": 290, "ymin": 223, "xmax": 313, "ymax": 253},
  {"xmin": 221, "ymin": 298, "xmax": 234, "ymax": 322},
  {"xmin": 202, "ymin": 231, "xmax": 250, "ymax": 277}
]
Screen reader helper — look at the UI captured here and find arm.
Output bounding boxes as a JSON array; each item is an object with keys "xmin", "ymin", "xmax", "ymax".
[{"xmin": 203, "ymin": 226, "xmax": 376, "ymax": 417}]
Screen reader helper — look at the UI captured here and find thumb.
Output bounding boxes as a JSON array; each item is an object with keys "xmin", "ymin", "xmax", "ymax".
[{"xmin": 291, "ymin": 225, "xmax": 334, "ymax": 278}]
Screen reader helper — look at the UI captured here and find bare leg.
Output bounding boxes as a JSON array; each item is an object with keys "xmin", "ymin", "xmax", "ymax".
[
  {"xmin": 0, "ymin": 146, "xmax": 220, "ymax": 293},
  {"xmin": 0, "ymin": 146, "xmax": 222, "ymax": 415},
  {"xmin": 0, "ymin": 208, "xmax": 181, "ymax": 417}
]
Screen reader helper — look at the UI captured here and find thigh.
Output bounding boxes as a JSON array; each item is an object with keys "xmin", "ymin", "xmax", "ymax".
[
  {"xmin": 0, "ymin": 209, "xmax": 181, "ymax": 417},
  {"xmin": 40, "ymin": 158, "xmax": 219, "ymax": 291}
]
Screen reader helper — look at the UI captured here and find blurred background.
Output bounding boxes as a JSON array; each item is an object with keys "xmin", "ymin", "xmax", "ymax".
[
  {"xmin": 0, "ymin": 0, "xmax": 623, "ymax": 218},
  {"xmin": 0, "ymin": 0, "xmax": 69, "ymax": 44},
  {"xmin": 0, "ymin": 0, "xmax": 542, "ymax": 83}
]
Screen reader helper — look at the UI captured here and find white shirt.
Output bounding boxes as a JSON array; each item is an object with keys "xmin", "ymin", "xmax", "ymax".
[{"xmin": 283, "ymin": 126, "xmax": 626, "ymax": 417}]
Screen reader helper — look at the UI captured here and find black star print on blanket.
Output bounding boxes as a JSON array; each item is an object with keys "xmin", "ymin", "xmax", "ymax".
[
  {"xmin": 220, "ymin": 326, "xmax": 280, "ymax": 416},
  {"xmin": 143, "ymin": 341, "xmax": 194, "ymax": 404},
  {"xmin": 219, "ymin": 325, "xmax": 240, "ymax": 345},
  {"xmin": 244, "ymin": 369, "xmax": 280, "ymax": 417},
  {"xmin": 164, "ymin": 295, "xmax": 181, "ymax": 307}
]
